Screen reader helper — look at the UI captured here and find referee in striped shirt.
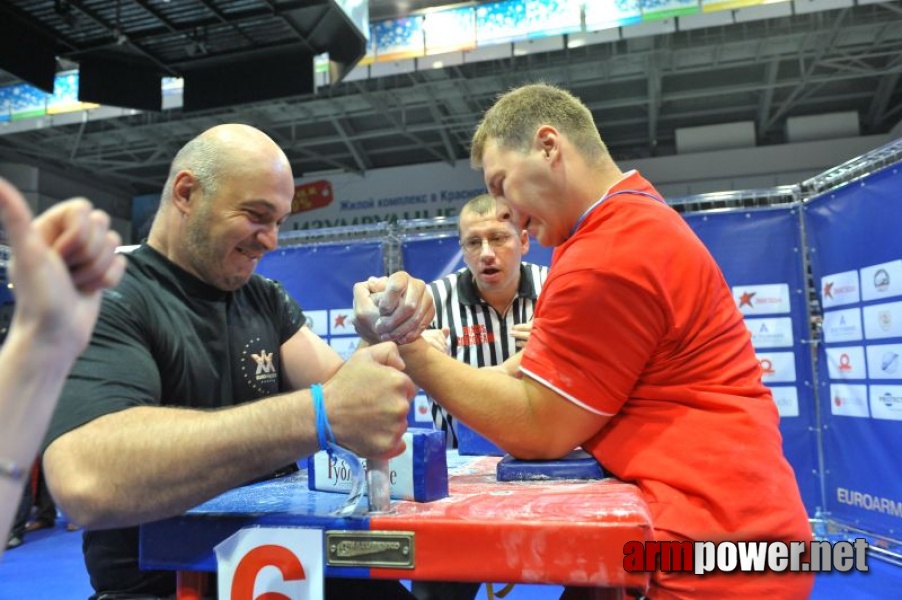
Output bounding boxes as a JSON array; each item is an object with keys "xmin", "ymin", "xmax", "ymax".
[
  {"xmin": 415, "ymin": 195, "xmax": 548, "ymax": 600},
  {"xmin": 422, "ymin": 194, "xmax": 549, "ymax": 450}
]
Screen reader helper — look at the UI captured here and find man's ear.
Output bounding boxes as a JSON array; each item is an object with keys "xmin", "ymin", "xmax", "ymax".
[
  {"xmin": 519, "ymin": 229, "xmax": 530, "ymax": 255},
  {"xmin": 535, "ymin": 125, "xmax": 559, "ymax": 160},
  {"xmin": 171, "ymin": 171, "xmax": 196, "ymax": 216}
]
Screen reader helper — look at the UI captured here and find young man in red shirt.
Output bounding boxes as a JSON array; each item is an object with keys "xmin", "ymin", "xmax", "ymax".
[{"xmin": 354, "ymin": 83, "xmax": 813, "ymax": 599}]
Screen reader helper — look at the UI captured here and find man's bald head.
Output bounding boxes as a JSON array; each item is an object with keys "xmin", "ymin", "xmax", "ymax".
[
  {"xmin": 163, "ymin": 124, "xmax": 291, "ymax": 201},
  {"xmin": 147, "ymin": 123, "xmax": 296, "ymax": 289}
]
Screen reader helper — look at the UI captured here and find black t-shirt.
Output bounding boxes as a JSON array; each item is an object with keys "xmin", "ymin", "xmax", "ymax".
[{"xmin": 44, "ymin": 244, "xmax": 305, "ymax": 598}]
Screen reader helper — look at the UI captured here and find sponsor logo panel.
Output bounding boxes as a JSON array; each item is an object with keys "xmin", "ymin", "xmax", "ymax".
[
  {"xmin": 865, "ymin": 344, "xmax": 902, "ymax": 380},
  {"xmin": 745, "ymin": 317, "xmax": 795, "ymax": 349},
  {"xmin": 329, "ymin": 336, "xmax": 361, "ymax": 361},
  {"xmin": 822, "ymin": 308, "xmax": 863, "ymax": 344},
  {"xmin": 413, "ymin": 393, "xmax": 432, "ymax": 423},
  {"xmin": 756, "ymin": 351, "xmax": 797, "ymax": 383},
  {"xmin": 770, "ymin": 386, "xmax": 799, "ymax": 418},
  {"xmin": 863, "ymin": 301, "xmax": 902, "ymax": 340},
  {"xmin": 821, "ymin": 270, "xmax": 860, "ymax": 309},
  {"xmin": 329, "ymin": 307, "xmax": 355, "ymax": 336},
  {"xmin": 825, "ymin": 346, "xmax": 868, "ymax": 380},
  {"xmin": 860, "ymin": 259, "xmax": 902, "ymax": 303},
  {"xmin": 869, "ymin": 385, "xmax": 902, "ymax": 421},
  {"xmin": 829, "ymin": 383, "xmax": 869, "ymax": 418},
  {"xmin": 732, "ymin": 283, "xmax": 791, "ymax": 316},
  {"xmin": 303, "ymin": 309, "xmax": 329, "ymax": 337}
]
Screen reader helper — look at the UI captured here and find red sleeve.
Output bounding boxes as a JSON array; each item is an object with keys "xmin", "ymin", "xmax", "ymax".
[{"xmin": 521, "ymin": 267, "xmax": 670, "ymax": 415}]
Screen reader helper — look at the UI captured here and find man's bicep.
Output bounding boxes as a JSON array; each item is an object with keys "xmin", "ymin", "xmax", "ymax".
[
  {"xmin": 280, "ymin": 325, "xmax": 344, "ymax": 390},
  {"xmin": 520, "ymin": 374, "xmax": 611, "ymax": 458}
]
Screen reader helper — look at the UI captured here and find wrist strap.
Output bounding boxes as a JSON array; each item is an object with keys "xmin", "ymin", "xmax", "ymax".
[
  {"xmin": 312, "ymin": 384, "xmax": 368, "ymax": 517},
  {"xmin": 312, "ymin": 384, "xmax": 335, "ymax": 451}
]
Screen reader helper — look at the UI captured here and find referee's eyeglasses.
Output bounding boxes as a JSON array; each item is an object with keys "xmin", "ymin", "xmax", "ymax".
[{"xmin": 460, "ymin": 231, "xmax": 515, "ymax": 254}]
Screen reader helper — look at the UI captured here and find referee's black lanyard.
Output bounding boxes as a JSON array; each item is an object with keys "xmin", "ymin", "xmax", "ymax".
[{"xmin": 570, "ymin": 189, "xmax": 665, "ymax": 238}]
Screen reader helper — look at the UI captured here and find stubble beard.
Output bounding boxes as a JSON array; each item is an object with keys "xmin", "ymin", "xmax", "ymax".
[{"xmin": 182, "ymin": 211, "xmax": 246, "ymax": 291}]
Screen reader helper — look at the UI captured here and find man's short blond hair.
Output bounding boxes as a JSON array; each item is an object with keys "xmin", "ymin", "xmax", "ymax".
[
  {"xmin": 461, "ymin": 194, "xmax": 496, "ymax": 218},
  {"xmin": 457, "ymin": 194, "xmax": 517, "ymax": 237},
  {"xmin": 470, "ymin": 83, "xmax": 607, "ymax": 168},
  {"xmin": 457, "ymin": 194, "xmax": 499, "ymax": 237}
]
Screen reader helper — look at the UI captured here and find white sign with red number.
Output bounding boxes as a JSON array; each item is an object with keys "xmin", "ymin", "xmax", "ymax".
[{"xmin": 215, "ymin": 527, "xmax": 324, "ymax": 600}]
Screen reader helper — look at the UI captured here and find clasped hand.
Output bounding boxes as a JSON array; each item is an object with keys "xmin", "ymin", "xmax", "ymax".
[{"xmin": 352, "ymin": 271, "xmax": 434, "ymax": 345}]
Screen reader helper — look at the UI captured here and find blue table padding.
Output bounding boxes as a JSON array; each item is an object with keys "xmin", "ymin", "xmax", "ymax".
[{"xmin": 496, "ymin": 449, "xmax": 605, "ymax": 481}]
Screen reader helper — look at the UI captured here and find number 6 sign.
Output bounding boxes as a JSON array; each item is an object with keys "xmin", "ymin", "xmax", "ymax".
[{"xmin": 216, "ymin": 527, "xmax": 324, "ymax": 600}]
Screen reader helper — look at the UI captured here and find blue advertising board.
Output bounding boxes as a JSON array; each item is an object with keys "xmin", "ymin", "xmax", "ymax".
[
  {"xmin": 256, "ymin": 242, "xmax": 383, "ymax": 360},
  {"xmin": 804, "ymin": 165, "xmax": 902, "ymax": 534},
  {"xmin": 682, "ymin": 206, "xmax": 821, "ymax": 514}
]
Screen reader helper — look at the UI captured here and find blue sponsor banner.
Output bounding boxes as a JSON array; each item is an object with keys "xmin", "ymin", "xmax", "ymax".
[
  {"xmin": 256, "ymin": 242, "xmax": 383, "ymax": 359},
  {"xmin": 804, "ymin": 165, "xmax": 902, "ymax": 534},
  {"xmin": 401, "ymin": 235, "xmax": 466, "ymax": 282},
  {"xmin": 683, "ymin": 206, "xmax": 821, "ymax": 514}
]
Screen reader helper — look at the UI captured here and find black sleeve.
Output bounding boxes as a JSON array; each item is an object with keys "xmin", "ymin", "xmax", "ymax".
[
  {"xmin": 42, "ymin": 285, "xmax": 161, "ymax": 451},
  {"xmin": 265, "ymin": 278, "xmax": 306, "ymax": 344}
]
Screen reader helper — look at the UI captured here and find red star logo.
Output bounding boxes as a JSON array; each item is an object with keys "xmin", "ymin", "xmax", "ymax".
[
  {"xmin": 334, "ymin": 314, "xmax": 348, "ymax": 328},
  {"xmin": 824, "ymin": 282, "xmax": 834, "ymax": 299},
  {"xmin": 738, "ymin": 291, "xmax": 756, "ymax": 308}
]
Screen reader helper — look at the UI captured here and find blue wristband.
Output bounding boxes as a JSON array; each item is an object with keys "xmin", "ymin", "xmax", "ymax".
[
  {"xmin": 311, "ymin": 384, "xmax": 367, "ymax": 517},
  {"xmin": 312, "ymin": 384, "xmax": 335, "ymax": 451}
]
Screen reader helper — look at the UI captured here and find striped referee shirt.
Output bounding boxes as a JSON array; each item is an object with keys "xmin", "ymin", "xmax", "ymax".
[{"xmin": 426, "ymin": 262, "xmax": 549, "ymax": 448}]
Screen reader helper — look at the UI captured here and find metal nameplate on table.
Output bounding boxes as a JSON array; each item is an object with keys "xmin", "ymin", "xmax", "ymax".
[{"xmin": 326, "ymin": 530, "xmax": 415, "ymax": 569}]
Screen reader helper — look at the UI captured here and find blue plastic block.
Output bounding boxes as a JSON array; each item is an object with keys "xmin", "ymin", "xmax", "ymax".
[
  {"xmin": 496, "ymin": 449, "xmax": 605, "ymax": 481},
  {"xmin": 308, "ymin": 427, "xmax": 448, "ymax": 502}
]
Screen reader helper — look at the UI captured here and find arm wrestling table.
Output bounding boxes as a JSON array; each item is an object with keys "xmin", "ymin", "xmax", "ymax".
[{"xmin": 140, "ymin": 453, "xmax": 652, "ymax": 599}]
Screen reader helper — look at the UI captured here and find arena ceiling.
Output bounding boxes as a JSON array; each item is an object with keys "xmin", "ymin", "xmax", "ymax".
[{"xmin": 0, "ymin": 0, "xmax": 900, "ymax": 200}]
